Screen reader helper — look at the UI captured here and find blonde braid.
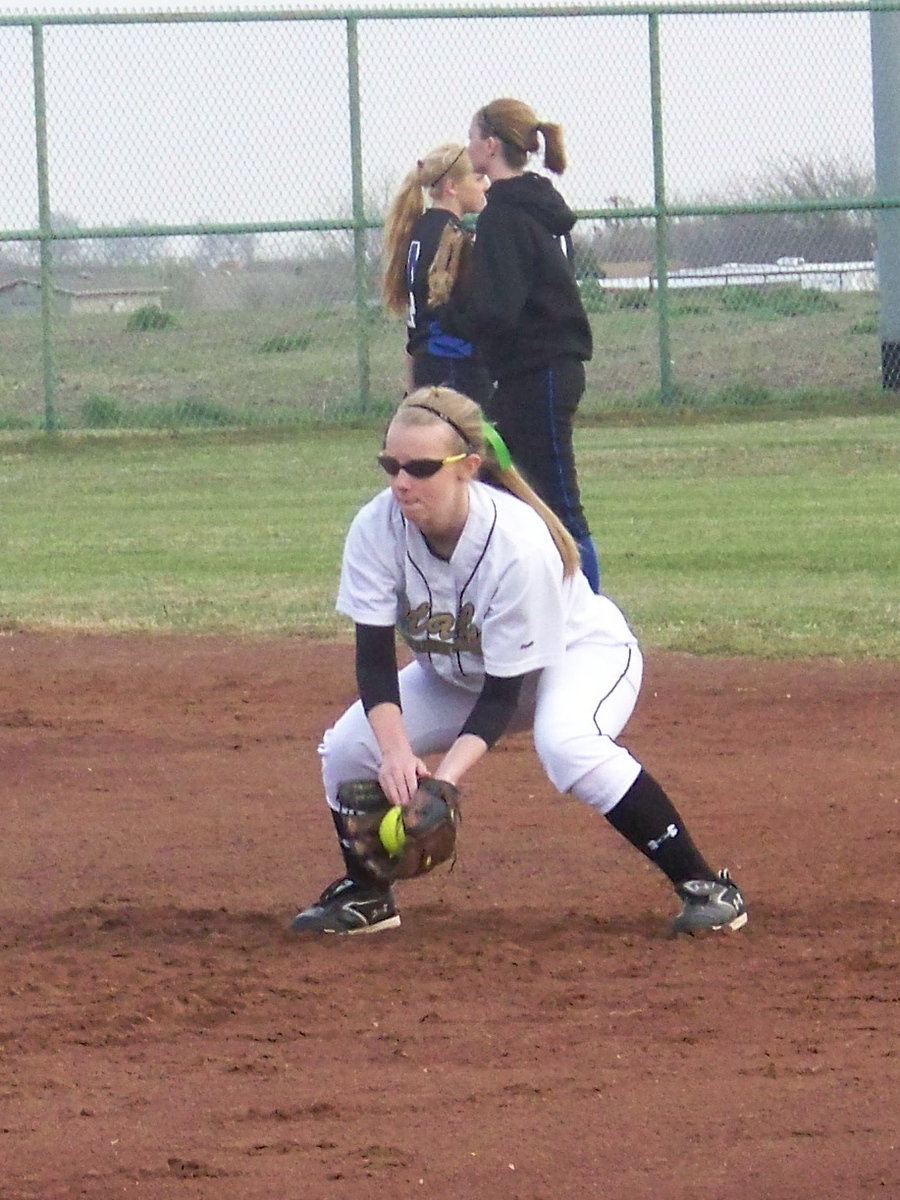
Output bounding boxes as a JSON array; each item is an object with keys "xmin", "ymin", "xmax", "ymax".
[{"xmin": 426, "ymin": 223, "xmax": 468, "ymax": 307}]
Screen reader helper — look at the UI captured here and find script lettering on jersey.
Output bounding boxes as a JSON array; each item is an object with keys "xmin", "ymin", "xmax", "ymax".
[{"xmin": 400, "ymin": 600, "xmax": 482, "ymax": 656}]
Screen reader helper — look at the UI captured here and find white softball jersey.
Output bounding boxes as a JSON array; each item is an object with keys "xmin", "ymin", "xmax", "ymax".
[{"xmin": 336, "ymin": 480, "xmax": 638, "ymax": 693}]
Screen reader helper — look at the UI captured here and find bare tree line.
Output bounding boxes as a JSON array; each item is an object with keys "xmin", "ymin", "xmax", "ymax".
[
  {"xmin": 1, "ymin": 157, "xmax": 876, "ymax": 306},
  {"xmin": 579, "ymin": 155, "xmax": 875, "ymax": 272}
]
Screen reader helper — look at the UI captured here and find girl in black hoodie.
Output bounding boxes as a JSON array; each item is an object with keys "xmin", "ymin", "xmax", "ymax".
[{"xmin": 439, "ymin": 98, "xmax": 601, "ymax": 592}]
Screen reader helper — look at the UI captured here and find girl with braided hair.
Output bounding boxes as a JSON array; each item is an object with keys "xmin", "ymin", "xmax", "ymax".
[
  {"xmin": 436, "ymin": 98, "xmax": 601, "ymax": 593},
  {"xmin": 291, "ymin": 386, "xmax": 747, "ymax": 939},
  {"xmin": 382, "ymin": 143, "xmax": 492, "ymax": 404}
]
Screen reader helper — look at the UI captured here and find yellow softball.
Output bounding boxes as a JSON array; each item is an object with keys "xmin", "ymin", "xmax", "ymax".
[{"xmin": 378, "ymin": 805, "xmax": 407, "ymax": 856}]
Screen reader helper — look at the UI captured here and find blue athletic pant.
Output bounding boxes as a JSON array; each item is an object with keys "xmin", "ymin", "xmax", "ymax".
[
  {"xmin": 485, "ymin": 359, "xmax": 600, "ymax": 590},
  {"xmin": 411, "ymin": 353, "xmax": 493, "ymax": 408}
]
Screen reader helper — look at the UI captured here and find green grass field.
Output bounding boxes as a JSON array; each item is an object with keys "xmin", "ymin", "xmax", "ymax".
[{"xmin": 2, "ymin": 413, "xmax": 896, "ymax": 657}]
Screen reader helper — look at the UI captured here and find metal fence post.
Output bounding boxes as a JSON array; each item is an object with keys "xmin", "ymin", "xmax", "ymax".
[
  {"xmin": 648, "ymin": 11, "xmax": 674, "ymax": 405},
  {"xmin": 346, "ymin": 16, "xmax": 371, "ymax": 413},
  {"xmin": 32, "ymin": 20, "xmax": 58, "ymax": 432},
  {"xmin": 871, "ymin": 7, "xmax": 900, "ymax": 391}
]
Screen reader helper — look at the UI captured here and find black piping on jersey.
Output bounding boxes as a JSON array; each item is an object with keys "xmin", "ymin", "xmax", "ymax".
[
  {"xmin": 401, "ymin": 495, "xmax": 499, "ymax": 676},
  {"xmin": 402, "ymin": 545, "xmax": 445, "ymax": 673},
  {"xmin": 453, "ymin": 496, "xmax": 498, "ymax": 673},
  {"xmin": 591, "ymin": 646, "xmax": 634, "ymax": 736}
]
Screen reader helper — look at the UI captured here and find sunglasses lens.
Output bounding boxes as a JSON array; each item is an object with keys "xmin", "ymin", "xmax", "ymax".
[
  {"xmin": 405, "ymin": 459, "xmax": 442, "ymax": 478},
  {"xmin": 377, "ymin": 455, "xmax": 443, "ymax": 479}
]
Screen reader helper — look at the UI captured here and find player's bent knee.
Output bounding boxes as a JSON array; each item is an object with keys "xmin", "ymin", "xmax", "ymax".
[
  {"xmin": 568, "ymin": 758, "xmax": 643, "ymax": 815},
  {"xmin": 535, "ymin": 732, "xmax": 641, "ymax": 813},
  {"xmin": 318, "ymin": 713, "xmax": 381, "ymax": 806}
]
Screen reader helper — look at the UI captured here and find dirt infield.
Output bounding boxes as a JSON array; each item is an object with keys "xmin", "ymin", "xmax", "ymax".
[{"xmin": 1, "ymin": 633, "xmax": 897, "ymax": 1200}]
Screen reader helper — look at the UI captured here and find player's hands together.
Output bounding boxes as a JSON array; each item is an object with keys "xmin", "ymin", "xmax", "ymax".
[{"xmin": 377, "ymin": 747, "xmax": 431, "ymax": 808}]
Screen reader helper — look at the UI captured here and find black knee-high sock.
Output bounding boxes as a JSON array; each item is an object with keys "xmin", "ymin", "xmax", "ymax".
[
  {"xmin": 604, "ymin": 769, "xmax": 714, "ymax": 887},
  {"xmin": 330, "ymin": 808, "xmax": 387, "ymax": 890}
]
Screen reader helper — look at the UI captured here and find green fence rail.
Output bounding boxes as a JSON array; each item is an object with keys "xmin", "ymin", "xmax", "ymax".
[{"xmin": 1, "ymin": 3, "xmax": 899, "ymax": 430}]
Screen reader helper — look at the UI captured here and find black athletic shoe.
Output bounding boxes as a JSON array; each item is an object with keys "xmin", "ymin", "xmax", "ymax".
[
  {"xmin": 672, "ymin": 868, "xmax": 748, "ymax": 936},
  {"xmin": 290, "ymin": 876, "xmax": 401, "ymax": 935}
]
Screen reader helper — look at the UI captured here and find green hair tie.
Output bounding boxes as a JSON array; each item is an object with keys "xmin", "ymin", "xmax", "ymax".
[{"xmin": 482, "ymin": 422, "xmax": 512, "ymax": 471}]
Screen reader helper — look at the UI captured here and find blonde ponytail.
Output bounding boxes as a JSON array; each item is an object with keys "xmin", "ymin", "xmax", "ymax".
[
  {"xmin": 382, "ymin": 144, "xmax": 474, "ymax": 315},
  {"xmin": 382, "ymin": 167, "xmax": 427, "ymax": 314}
]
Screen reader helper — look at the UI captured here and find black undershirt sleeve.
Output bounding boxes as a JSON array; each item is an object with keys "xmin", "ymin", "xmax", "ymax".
[
  {"xmin": 459, "ymin": 672, "xmax": 525, "ymax": 748},
  {"xmin": 355, "ymin": 623, "xmax": 400, "ymax": 714}
]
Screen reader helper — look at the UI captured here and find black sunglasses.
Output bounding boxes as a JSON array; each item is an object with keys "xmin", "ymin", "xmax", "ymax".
[{"xmin": 377, "ymin": 451, "xmax": 468, "ymax": 479}]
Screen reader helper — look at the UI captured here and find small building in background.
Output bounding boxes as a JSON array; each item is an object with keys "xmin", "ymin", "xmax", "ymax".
[
  {"xmin": 0, "ymin": 274, "xmax": 168, "ymax": 315},
  {"xmin": 53, "ymin": 284, "xmax": 169, "ymax": 315},
  {"xmin": 0, "ymin": 278, "xmax": 39, "ymax": 313}
]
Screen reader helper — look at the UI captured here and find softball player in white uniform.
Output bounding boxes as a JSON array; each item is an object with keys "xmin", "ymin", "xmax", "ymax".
[{"xmin": 292, "ymin": 387, "xmax": 748, "ymax": 938}]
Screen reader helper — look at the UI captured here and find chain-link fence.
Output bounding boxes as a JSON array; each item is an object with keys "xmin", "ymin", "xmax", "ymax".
[{"xmin": 1, "ymin": 3, "xmax": 897, "ymax": 430}]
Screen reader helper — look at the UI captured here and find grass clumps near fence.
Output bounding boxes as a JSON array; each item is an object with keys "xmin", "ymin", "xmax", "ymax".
[
  {"xmin": 849, "ymin": 315, "xmax": 879, "ymax": 335},
  {"xmin": 126, "ymin": 304, "xmax": 179, "ymax": 332},
  {"xmin": 258, "ymin": 332, "xmax": 312, "ymax": 354},
  {"xmin": 81, "ymin": 393, "xmax": 244, "ymax": 430},
  {"xmin": 581, "ymin": 280, "xmax": 841, "ymax": 319},
  {"xmin": 578, "ymin": 279, "xmax": 651, "ymax": 312},
  {"xmin": 715, "ymin": 284, "xmax": 841, "ymax": 317},
  {"xmin": 82, "ymin": 393, "xmax": 124, "ymax": 428}
]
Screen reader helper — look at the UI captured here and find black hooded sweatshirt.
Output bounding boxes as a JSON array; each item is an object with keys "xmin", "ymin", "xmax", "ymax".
[{"xmin": 439, "ymin": 172, "xmax": 593, "ymax": 381}]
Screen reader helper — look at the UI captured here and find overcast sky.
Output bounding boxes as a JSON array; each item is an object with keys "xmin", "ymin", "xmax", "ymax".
[{"xmin": 1, "ymin": 1, "xmax": 877, "ymax": 234}]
